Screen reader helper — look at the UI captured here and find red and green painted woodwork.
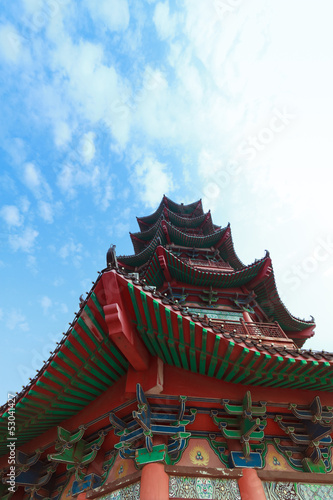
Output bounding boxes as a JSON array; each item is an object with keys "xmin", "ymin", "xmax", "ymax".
[
  {"xmin": 110, "ymin": 383, "xmax": 196, "ymax": 466},
  {"xmin": 13, "ymin": 449, "xmax": 57, "ymax": 489},
  {"xmin": 211, "ymin": 391, "xmax": 267, "ymax": 468},
  {"xmin": 0, "ymin": 486, "xmax": 12, "ymax": 500},
  {"xmin": 0, "ymin": 198, "xmax": 332, "ymax": 498},
  {"xmin": 0, "ymin": 198, "xmax": 322, "ymax": 461},
  {"xmin": 71, "ymin": 451, "xmax": 118, "ymax": 497},
  {"xmin": 125, "ymin": 277, "xmax": 330, "ymax": 392},
  {"xmin": 106, "ymin": 387, "xmax": 333, "ymax": 475},
  {"xmin": 274, "ymin": 396, "xmax": 333, "ymax": 474},
  {"xmin": 47, "ymin": 425, "xmax": 107, "ymax": 482},
  {"xmin": 5, "ymin": 390, "xmax": 333, "ymax": 498},
  {"xmin": 6, "ymin": 448, "xmax": 66, "ymax": 500},
  {"xmin": 121, "ymin": 197, "xmax": 314, "ymax": 344}
]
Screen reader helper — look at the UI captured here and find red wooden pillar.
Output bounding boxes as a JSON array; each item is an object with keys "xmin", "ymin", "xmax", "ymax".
[
  {"xmin": 140, "ymin": 462, "xmax": 169, "ymax": 500},
  {"xmin": 242, "ymin": 311, "xmax": 253, "ymax": 323},
  {"xmin": 237, "ymin": 468, "xmax": 266, "ymax": 500}
]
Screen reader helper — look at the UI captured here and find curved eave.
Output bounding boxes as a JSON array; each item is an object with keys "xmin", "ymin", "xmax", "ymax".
[
  {"xmin": 1, "ymin": 269, "xmax": 332, "ymax": 457},
  {"xmin": 137, "ymin": 197, "xmax": 203, "ymax": 231},
  {"xmin": 130, "ymin": 210, "xmax": 217, "ymax": 255},
  {"xmin": 0, "ymin": 277, "xmax": 128, "ymax": 456},
  {"xmin": 130, "ymin": 218, "xmax": 163, "ymax": 254},
  {"xmin": 119, "ymin": 223, "xmax": 230, "ymax": 269},
  {"xmin": 253, "ymin": 267, "xmax": 316, "ymax": 337},
  {"xmin": 144, "ymin": 246, "xmax": 269, "ymax": 290},
  {"xmin": 123, "ymin": 272, "xmax": 333, "ymax": 393},
  {"xmin": 217, "ymin": 226, "xmax": 244, "ymax": 270},
  {"xmin": 143, "ymin": 246, "xmax": 316, "ymax": 346},
  {"xmin": 119, "ymin": 226, "xmax": 165, "ymax": 269}
]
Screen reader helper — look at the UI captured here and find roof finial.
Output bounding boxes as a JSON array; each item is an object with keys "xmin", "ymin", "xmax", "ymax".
[{"xmin": 106, "ymin": 244, "xmax": 118, "ymax": 269}]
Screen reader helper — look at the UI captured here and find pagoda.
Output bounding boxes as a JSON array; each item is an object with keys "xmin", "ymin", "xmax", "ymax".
[{"xmin": 1, "ymin": 196, "xmax": 333, "ymax": 500}]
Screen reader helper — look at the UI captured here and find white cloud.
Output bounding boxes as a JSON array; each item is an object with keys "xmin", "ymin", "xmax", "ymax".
[
  {"xmin": 115, "ymin": 222, "xmax": 130, "ymax": 238},
  {"xmin": 57, "ymin": 162, "xmax": 114, "ymax": 210},
  {"xmin": 20, "ymin": 197, "xmax": 30, "ymax": 213},
  {"xmin": 153, "ymin": 2, "xmax": 177, "ymax": 40},
  {"xmin": 6, "ymin": 309, "xmax": 29, "ymax": 331},
  {"xmin": 84, "ymin": 0, "xmax": 130, "ymax": 32},
  {"xmin": 9, "ymin": 227, "xmax": 39, "ymax": 252},
  {"xmin": 40, "ymin": 295, "xmax": 52, "ymax": 314},
  {"xmin": 53, "ymin": 277, "xmax": 64, "ymax": 287},
  {"xmin": 59, "ymin": 239, "xmax": 82, "ymax": 259},
  {"xmin": 0, "ymin": 205, "xmax": 23, "ymax": 227},
  {"xmin": 49, "ymin": 38, "xmax": 131, "ymax": 149},
  {"xmin": 59, "ymin": 303, "xmax": 68, "ymax": 314},
  {"xmin": 0, "ymin": 24, "xmax": 23, "ymax": 63},
  {"xmin": 38, "ymin": 201, "xmax": 54, "ymax": 223},
  {"xmin": 131, "ymin": 156, "xmax": 174, "ymax": 208},
  {"xmin": 27, "ymin": 254, "xmax": 38, "ymax": 272},
  {"xmin": 21, "ymin": 0, "xmax": 43, "ymax": 14},
  {"xmin": 23, "ymin": 163, "xmax": 51, "ymax": 199},
  {"xmin": 22, "ymin": 163, "xmax": 57, "ymax": 222},
  {"xmin": 79, "ymin": 132, "xmax": 96, "ymax": 164},
  {"xmin": 23, "ymin": 163, "xmax": 40, "ymax": 192},
  {"xmin": 3, "ymin": 138, "xmax": 27, "ymax": 166},
  {"xmin": 54, "ymin": 121, "xmax": 72, "ymax": 148},
  {"xmin": 57, "ymin": 164, "xmax": 75, "ymax": 198},
  {"xmin": 59, "ymin": 239, "xmax": 84, "ymax": 267}
]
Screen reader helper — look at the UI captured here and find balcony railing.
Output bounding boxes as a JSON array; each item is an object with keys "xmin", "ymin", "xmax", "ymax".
[
  {"xmin": 207, "ymin": 318, "xmax": 295, "ymax": 345},
  {"xmin": 182, "ymin": 258, "xmax": 234, "ymax": 272}
]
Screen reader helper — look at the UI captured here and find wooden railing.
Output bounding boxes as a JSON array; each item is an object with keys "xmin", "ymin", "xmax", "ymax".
[
  {"xmin": 208, "ymin": 318, "xmax": 295, "ymax": 345},
  {"xmin": 181, "ymin": 258, "xmax": 233, "ymax": 271}
]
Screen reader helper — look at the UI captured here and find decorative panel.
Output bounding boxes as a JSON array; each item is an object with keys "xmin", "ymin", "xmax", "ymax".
[
  {"xmin": 169, "ymin": 476, "xmax": 241, "ymax": 499},
  {"xmin": 187, "ymin": 308, "xmax": 243, "ymax": 321},
  {"xmin": 97, "ymin": 481, "xmax": 140, "ymax": 500},
  {"xmin": 263, "ymin": 482, "xmax": 333, "ymax": 500}
]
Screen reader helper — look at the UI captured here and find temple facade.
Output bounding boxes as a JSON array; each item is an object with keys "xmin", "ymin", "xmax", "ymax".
[{"xmin": 1, "ymin": 196, "xmax": 333, "ymax": 499}]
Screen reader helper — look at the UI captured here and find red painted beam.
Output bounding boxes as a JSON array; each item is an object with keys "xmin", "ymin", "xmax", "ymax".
[
  {"xmin": 215, "ymin": 224, "xmax": 231, "ymax": 248},
  {"xmin": 162, "ymin": 364, "xmax": 333, "ymax": 406},
  {"xmin": 199, "ymin": 210, "xmax": 211, "ymax": 229},
  {"xmin": 125, "ymin": 356, "xmax": 163, "ymax": 397},
  {"xmin": 102, "ymin": 272, "xmax": 149, "ymax": 371},
  {"xmin": 285, "ymin": 326, "xmax": 315, "ymax": 340},
  {"xmin": 156, "ymin": 246, "xmax": 173, "ymax": 283},
  {"xmin": 161, "ymin": 220, "xmax": 171, "ymax": 245},
  {"xmin": 246, "ymin": 257, "xmax": 273, "ymax": 289}
]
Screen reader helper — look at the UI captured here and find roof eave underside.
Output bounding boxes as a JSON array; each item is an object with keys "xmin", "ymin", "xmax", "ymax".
[
  {"xmin": 119, "ymin": 223, "xmax": 233, "ymax": 269},
  {"xmin": 142, "ymin": 248, "xmax": 315, "ymax": 335},
  {"xmin": 130, "ymin": 211, "xmax": 216, "ymax": 254},
  {"xmin": 144, "ymin": 247, "xmax": 268, "ymax": 290},
  {"xmin": 0, "ymin": 269, "xmax": 330, "ymax": 456},
  {"xmin": 254, "ymin": 269, "xmax": 316, "ymax": 332}
]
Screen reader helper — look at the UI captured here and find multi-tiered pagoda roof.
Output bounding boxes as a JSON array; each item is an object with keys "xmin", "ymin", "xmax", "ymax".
[
  {"xmin": 1, "ymin": 197, "xmax": 332, "ymax": 499},
  {"xmin": 119, "ymin": 195, "xmax": 315, "ymax": 345}
]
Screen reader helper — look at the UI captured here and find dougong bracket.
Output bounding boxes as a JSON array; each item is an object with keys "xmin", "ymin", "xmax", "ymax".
[{"xmin": 110, "ymin": 383, "xmax": 196, "ymax": 465}]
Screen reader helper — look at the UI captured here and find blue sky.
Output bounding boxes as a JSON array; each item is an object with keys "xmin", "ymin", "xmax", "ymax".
[{"xmin": 1, "ymin": 0, "xmax": 333, "ymax": 403}]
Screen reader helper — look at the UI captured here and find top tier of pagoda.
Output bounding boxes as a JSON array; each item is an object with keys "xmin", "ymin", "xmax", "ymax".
[{"xmin": 118, "ymin": 196, "xmax": 315, "ymax": 347}]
